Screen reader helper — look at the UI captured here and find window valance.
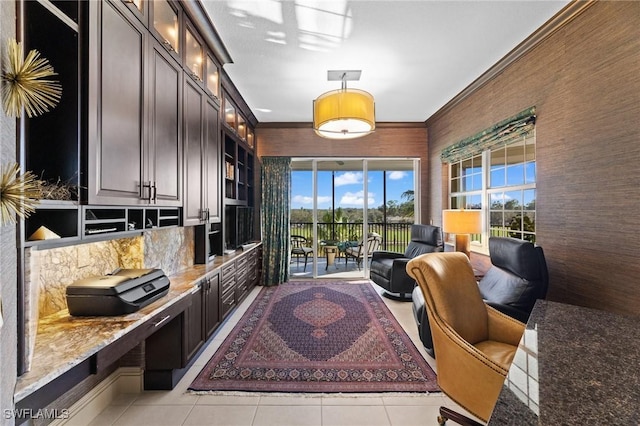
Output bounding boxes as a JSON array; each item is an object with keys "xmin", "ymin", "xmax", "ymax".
[{"xmin": 441, "ymin": 106, "xmax": 536, "ymax": 163}]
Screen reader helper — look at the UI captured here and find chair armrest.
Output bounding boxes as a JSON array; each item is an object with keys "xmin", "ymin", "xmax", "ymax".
[
  {"xmin": 485, "ymin": 301, "xmax": 529, "ymax": 323},
  {"xmin": 390, "ymin": 257, "xmax": 414, "ymax": 286},
  {"xmin": 371, "ymin": 251, "xmax": 404, "ymax": 261},
  {"xmin": 486, "ymin": 305, "xmax": 525, "ymax": 347},
  {"xmin": 391, "ymin": 257, "xmax": 410, "ymax": 269}
]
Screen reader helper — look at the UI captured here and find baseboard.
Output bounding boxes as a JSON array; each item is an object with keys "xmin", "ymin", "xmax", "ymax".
[{"xmin": 51, "ymin": 367, "xmax": 143, "ymax": 426}]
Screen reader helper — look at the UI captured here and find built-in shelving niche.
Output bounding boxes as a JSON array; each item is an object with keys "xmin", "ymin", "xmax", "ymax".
[
  {"xmin": 23, "ymin": 204, "xmax": 182, "ymax": 249},
  {"xmin": 194, "ymin": 222, "xmax": 223, "ymax": 264},
  {"xmin": 83, "ymin": 206, "xmax": 181, "ymax": 239}
]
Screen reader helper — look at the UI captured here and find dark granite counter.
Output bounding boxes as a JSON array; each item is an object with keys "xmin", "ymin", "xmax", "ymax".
[{"xmin": 489, "ymin": 300, "xmax": 640, "ymax": 425}]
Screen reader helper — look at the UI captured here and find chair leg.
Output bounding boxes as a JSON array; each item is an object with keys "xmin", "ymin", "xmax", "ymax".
[
  {"xmin": 303, "ymin": 254, "xmax": 309, "ymax": 272},
  {"xmin": 438, "ymin": 407, "xmax": 483, "ymax": 426}
]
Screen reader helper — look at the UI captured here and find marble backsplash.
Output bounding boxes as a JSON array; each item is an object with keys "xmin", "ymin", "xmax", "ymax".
[
  {"xmin": 29, "ymin": 226, "xmax": 194, "ymax": 319},
  {"xmin": 23, "ymin": 226, "xmax": 193, "ymax": 372}
]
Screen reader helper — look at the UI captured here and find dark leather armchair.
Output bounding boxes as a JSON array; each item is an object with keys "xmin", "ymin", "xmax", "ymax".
[
  {"xmin": 478, "ymin": 236, "xmax": 549, "ymax": 322},
  {"xmin": 412, "ymin": 236, "xmax": 548, "ymax": 357},
  {"xmin": 370, "ymin": 224, "xmax": 443, "ymax": 300}
]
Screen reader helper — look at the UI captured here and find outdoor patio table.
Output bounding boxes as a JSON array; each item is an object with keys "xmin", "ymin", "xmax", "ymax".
[{"xmin": 324, "ymin": 245, "xmax": 338, "ymax": 270}]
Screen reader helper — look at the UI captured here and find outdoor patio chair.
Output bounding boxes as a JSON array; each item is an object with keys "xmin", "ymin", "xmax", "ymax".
[
  {"xmin": 344, "ymin": 232, "xmax": 382, "ymax": 269},
  {"xmin": 291, "ymin": 235, "xmax": 313, "ymax": 272}
]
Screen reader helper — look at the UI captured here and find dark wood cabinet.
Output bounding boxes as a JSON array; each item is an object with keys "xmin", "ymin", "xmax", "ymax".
[
  {"xmin": 88, "ymin": 0, "xmax": 145, "ymax": 204},
  {"xmin": 184, "ymin": 281, "xmax": 204, "ymax": 362},
  {"xmin": 234, "ymin": 255, "xmax": 249, "ymax": 302},
  {"xmin": 183, "ymin": 78, "xmax": 205, "ymax": 225},
  {"xmin": 183, "ymin": 80, "xmax": 221, "ymax": 229},
  {"xmin": 184, "ymin": 272, "xmax": 219, "ymax": 365},
  {"xmin": 204, "ymin": 273, "xmax": 220, "ymax": 339},
  {"xmin": 87, "ymin": 0, "xmax": 182, "ymax": 206},
  {"xmin": 148, "ymin": 40, "xmax": 182, "ymax": 205},
  {"xmin": 220, "ymin": 262, "xmax": 236, "ymax": 319}
]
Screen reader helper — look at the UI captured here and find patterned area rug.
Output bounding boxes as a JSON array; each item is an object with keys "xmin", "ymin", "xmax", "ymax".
[{"xmin": 189, "ymin": 280, "xmax": 439, "ymax": 393}]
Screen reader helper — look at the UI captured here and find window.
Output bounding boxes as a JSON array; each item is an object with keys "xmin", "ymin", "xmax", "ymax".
[{"xmin": 449, "ymin": 133, "xmax": 536, "ymax": 248}]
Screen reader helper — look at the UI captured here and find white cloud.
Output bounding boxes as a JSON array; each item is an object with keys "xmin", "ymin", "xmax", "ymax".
[
  {"xmin": 316, "ymin": 196, "xmax": 332, "ymax": 207},
  {"xmin": 339, "ymin": 191, "xmax": 375, "ymax": 207},
  {"xmin": 490, "ymin": 193, "xmax": 512, "ymax": 201},
  {"xmin": 292, "ymin": 195, "xmax": 332, "ymax": 205},
  {"xmin": 334, "ymin": 171, "xmax": 363, "ymax": 186},
  {"xmin": 292, "ymin": 195, "xmax": 313, "ymax": 205},
  {"xmin": 387, "ymin": 171, "xmax": 407, "ymax": 180}
]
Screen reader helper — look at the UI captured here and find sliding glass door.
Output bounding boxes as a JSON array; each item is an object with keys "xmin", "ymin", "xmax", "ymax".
[{"xmin": 290, "ymin": 158, "xmax": 419, "ymax": 279}]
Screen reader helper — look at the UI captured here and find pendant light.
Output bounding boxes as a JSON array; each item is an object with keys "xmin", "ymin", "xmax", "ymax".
[{"xmin": 313, "ymin": 70, "xmax": 375, "ymax": 140}]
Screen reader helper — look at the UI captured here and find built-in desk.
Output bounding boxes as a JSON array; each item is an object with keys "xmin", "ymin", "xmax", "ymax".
[
  {"xmin": 13, "ymin": 244, "xmax": 262, "ymax": 418},
  {"xmin": 489, "ymin": 300, "xmax": 640, "ymax": 424}
]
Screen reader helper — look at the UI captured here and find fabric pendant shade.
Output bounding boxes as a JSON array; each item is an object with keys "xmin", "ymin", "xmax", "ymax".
[
  {"xmin": 313, "ymin": 70, "xmax": 375, "ymax": 140},
  {"xmin": 313, "ymin": 88, "xmax": 375, "ymax": 139}
]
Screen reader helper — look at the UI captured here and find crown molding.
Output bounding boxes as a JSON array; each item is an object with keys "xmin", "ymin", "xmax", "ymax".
[{"xmin": 183, "ymin": 1, "xmax": 233, "ymax": 65}]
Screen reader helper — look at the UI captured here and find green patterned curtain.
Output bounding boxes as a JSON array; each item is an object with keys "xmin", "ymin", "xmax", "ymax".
[
  {"xmin": 441, "ymin": 106, "xmax": 536, "ymax": 163},
  {"xmin": 260, "ymin": 156, "xmax": 291, "ymax": 286}
]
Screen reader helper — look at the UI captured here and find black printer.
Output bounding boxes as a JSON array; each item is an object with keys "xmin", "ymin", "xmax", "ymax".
[{"xmin": 66, "ymin": 268, "xmax": 170, "ymax": 316}]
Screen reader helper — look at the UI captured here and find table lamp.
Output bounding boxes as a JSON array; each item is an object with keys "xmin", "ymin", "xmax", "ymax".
[{"xmin": 442, "ymin": 209, "xmax": 482, "ymax": 258}]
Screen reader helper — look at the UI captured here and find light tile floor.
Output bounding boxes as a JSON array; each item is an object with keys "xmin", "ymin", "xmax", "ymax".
[{"xmin": 88, "ymin": 282, "xmax": 480, "ymax": 426}]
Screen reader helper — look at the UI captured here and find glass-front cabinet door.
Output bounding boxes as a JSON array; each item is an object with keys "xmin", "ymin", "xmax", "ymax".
[
  {"xmin": 205, "ymin": 54, "xmax": 219, "ymax": 98},
  {"xmin": 185, "ymin": 24, "xmax": 203, "ymax": 81},
  {"xmin": 152, "ymin": 0, "xmax": 179, "ymax": 53},
  {"xmin": 237, "ymin": 114, "xmax": 246, "ymax": 141},
  {"xmin": 224, "ymin": 96, "xmax": 236, "ymax": 130},
  {"xmin": 247, "ymin": 129, "xmax": 255, "ymax": 149}
]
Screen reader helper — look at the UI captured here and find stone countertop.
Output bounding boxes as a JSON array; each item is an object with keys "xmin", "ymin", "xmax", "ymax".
[
  {"xmin": 13, "ymin": 250, "xmax": 250, "ymax": 403},
  {"xmin": 489, "ymin": 299, "xmax": 640, "ymax": 425}
]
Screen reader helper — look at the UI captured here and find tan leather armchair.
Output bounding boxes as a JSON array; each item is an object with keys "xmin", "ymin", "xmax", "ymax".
[{"xmin": 406, "ymin": 252, "xmax": 525, "ymax": 423}]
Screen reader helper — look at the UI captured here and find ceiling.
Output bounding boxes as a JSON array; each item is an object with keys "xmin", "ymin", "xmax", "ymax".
[{"xmin": 200, "ymin": 0, "xmax": 570, "ymax": 123}]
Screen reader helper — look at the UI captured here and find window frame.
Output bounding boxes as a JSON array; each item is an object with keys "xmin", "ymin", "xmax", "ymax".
[{"xmin": 448, "ymin": 132, "xmax": 536, "ymax": 253}]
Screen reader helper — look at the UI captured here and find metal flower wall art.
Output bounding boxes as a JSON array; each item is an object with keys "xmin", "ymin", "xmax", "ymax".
[
  {"xmin": 1, "ymin": 38, "xmax": 62, "ymax": 118},
  {"xmin": 0, "ymin": 162, "xmax": 42, "ymax": 226}
]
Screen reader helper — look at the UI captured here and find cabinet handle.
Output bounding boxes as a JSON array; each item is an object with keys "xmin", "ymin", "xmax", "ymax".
[
  {"xmin": 162, "ymin": 40, "xmax": 175, "ymax": 52},
  {"xmin": 206, "ymin": 208, "xmax": 210, "ymax": 222},
  {"xmin": 153, "ymin": 315, "xmax": 171, "ymax": 328},
  {"xmin": 141, "ymin": 181, "xmax": 153, "ymax": 202},
  {"xmin": 151, "ymin": 182, "xmax": 157, "ymax": 203}
]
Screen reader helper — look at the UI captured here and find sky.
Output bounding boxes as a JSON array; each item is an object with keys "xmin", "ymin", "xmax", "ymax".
[{"xmin": 291, "ymin": 170, "xmax": 413, "ymax": 210}]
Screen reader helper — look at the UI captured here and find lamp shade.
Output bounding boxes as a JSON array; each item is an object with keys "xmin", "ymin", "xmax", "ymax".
[
  {"xmin": 442, "ymin": 209, "xmax": 482, "ymax": 234},
  {"xmin": 313, "ymin": 88, "xmax": 375, "ymax": 139}
]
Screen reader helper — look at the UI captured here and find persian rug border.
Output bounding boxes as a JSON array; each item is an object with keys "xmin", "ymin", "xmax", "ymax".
[{"xmin": 189, "ymin": 280, "xmax": 439, "ymax": 393}]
